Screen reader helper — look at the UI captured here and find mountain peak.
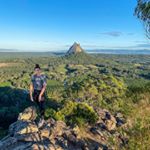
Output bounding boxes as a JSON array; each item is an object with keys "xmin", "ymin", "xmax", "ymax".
[{"xmin": 66, "ymin": 42, "xmax": 84, "ymax": 55}]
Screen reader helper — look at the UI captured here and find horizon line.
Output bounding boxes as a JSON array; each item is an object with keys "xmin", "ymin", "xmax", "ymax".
[{"xmin": 0, "ymin": 48, "xmax": 150, "ymax": 53}]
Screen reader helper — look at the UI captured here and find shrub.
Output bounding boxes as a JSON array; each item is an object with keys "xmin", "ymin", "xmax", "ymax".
[
  {"xmin": 45, "ymin": 108, "xmax": 56, "ymax": 119},
  {"xmin": 44, "ymin": 101, "xmax": 98, "ymax": 127}
]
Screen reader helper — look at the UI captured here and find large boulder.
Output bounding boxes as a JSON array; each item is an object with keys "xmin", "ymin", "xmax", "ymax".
[
  {"xmin": 18, "ymin": 106, "xmax": 37, "ymax": 121},
  {"xmin": 9, "ymin": 120, "xmax": 39, "ymax": 136},
  {"xmin": 115, "ymin": 112, "xmax": 126, "ymax": 127},
  {"xmin": 49, "ymin": 121, "xmax": 67, "ymax": 140},
  {"xmin": 105, "ymin": 117, "xmax": 116, "ymax": 131},
  {"xmin": 95, "ymin": 108, "xmax": 117, "ymax": 131}
]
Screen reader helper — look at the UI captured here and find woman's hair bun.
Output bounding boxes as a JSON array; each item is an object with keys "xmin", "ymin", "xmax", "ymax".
[{"xmin": 34, "ymin": 64, "xmax": 40, "ymax": 69}]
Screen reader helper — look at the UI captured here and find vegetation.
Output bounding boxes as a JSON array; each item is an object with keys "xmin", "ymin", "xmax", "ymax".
[
  {"xmin": 45, "ymin": 101, "xmax": 98, "ymax": 127},
  {"xmin": 0, "ymin": 52, "xmax": 150, "ymax": 149},
  {"xmin": 135, "ymin": 0, "xmax": 150, "ymax": 38}
]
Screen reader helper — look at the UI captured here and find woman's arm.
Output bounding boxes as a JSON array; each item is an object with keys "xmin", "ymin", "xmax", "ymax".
[
  {"xmin": 39, "ymin": 75, "xmax": 47, "ymax": 101},
  {"xmin": 39, "ymin": 84, "xmax": 47, "ymax": 101},
  {"xmin": 30, "ymin": 83, "xmax": 34, "ymax": 101}
]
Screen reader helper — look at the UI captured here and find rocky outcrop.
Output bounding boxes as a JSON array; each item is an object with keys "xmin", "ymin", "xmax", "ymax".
[
  {"xmin": 66, "ymin": 42, "xmax": 84, "ymax": 55},
  {"xmin": 95, "ymin": 108, "xmax": 117, "ymax": 131},
  {"xmin": 17, "ymin": 106, "xmax": 37, "ymax": 121},
  {"xmin": 0, "ymin": 106, "xmax": 128, "ymax": 150}
]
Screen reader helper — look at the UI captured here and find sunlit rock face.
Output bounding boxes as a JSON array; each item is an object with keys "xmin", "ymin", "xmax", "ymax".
[
  {"xmin": 66, "ymin": 42, "xmax": 84, "ymax": 55},
  {"xmin": 0, "ymin": 106, "xmax": 127, "ymax": 150}
]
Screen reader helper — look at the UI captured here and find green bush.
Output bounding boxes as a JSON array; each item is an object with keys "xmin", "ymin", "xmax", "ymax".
[
  {"xmin": 45, "ymin": 108, "xmax": 56, "ymax": 119},
  {"xmin": 67, "ymin": 102, "xmax": 98, "ymax": 127},
  {"xmin": 126, "ymin": 80, "xmax": 150, "ymax": 103},
  {"xmin": 44, "ymin": 101, "xmax": 98, "ymax": 127},
  {"xmin": 64, "ymin": 74, "xmax": 126, "ymax": 109}
]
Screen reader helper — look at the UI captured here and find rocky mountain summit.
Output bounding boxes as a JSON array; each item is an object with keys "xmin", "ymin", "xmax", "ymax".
[
  {"xmin": 66, "ymin": 42, "xmax": 85, "ymax": 55},
  {"xmin": 0, "ymin": 106, "xmax": 128, "ymax": 150}
]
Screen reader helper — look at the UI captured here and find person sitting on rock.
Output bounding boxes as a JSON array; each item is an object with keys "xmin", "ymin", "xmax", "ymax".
[{"xmin": 30, "ymin": 64, "xmax": 47, "ymax": 127}]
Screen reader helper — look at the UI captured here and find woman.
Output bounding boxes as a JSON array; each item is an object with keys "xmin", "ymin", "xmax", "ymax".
[{"xmin": 30, "ymin": 64, "xmax": 47, "ymax": 127}]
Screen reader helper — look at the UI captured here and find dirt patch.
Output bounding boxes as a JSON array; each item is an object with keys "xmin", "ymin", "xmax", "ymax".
[{"xmin": 0, "ymin": 63, "xmax": 18, "ymax": 68}]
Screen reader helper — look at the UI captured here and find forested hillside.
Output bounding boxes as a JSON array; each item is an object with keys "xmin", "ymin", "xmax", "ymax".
[{"xmin": 0, "ymin": 52, "xmax": 150, "ymax": 149}]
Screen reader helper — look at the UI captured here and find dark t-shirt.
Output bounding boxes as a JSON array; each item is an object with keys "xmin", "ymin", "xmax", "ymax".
[{"xmin": 31, "ymin": 74, "xmax": 47, "ymax": 91}]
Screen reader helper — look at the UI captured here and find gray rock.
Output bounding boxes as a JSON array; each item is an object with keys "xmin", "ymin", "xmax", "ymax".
[
  {"xmin": 9, "ymin": 120, "xmax": 38, "ymax": 136},
  {"xmin": 0, "ymin": 136, "xmax": 17, "ymax": 150},
  {"xmin": 0, "ymin": 106, "xmax": 126, "ymax": 150}
]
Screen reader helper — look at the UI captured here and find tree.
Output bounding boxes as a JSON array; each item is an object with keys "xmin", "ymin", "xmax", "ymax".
[{"xmin": 135, "ymin": 0, "xmax": 150, "ymax": 38}]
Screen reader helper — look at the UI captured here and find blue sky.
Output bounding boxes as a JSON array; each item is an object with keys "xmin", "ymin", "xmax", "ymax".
[{"xmin": 0, "ymin": 0, "xmax": 149, "ymax": 51}]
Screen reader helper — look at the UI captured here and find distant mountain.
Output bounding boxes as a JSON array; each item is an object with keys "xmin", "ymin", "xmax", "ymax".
[
  {"xmin": 0, "ymin": 48, "xmax": 19, "ymax": 52},
  {"xmin": 66, "ymin": 42, "xmax": 85, "ymax": 55},
  {"xmin": 63, "ymin": 42, "xmax": 97, "ymax": 64}
]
